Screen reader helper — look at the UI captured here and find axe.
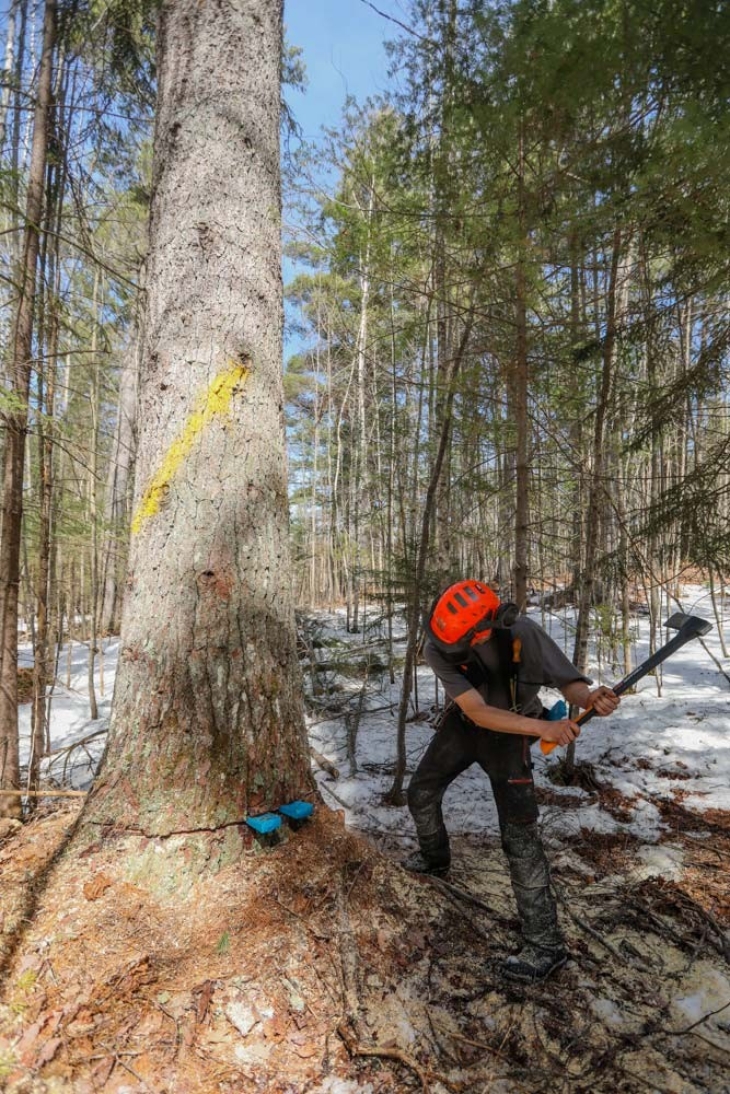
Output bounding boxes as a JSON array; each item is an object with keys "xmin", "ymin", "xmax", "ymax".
[{"xmin": 540, "ymin": 612, "xmax": 713, "ymax": 755}]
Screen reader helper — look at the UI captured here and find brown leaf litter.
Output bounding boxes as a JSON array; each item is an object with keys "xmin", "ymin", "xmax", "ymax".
[{"xmin": 0, "ymin": 791, "xmax": 728, "ymax": 1094}]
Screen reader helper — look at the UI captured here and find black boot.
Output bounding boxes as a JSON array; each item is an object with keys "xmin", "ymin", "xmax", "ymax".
[
  {"xmin": 406, "ymin": 779, "xmax": 452, "ymax": 878},
  {"xmin": 401, "ymin": 848, "xmax": 451, "ymax": 878},
  {"xmin": 401, "ymin": 819, "xmax": 451, "ymax": 878},
  {"xmin": 501, "ymin": 943, "xmax": 567, "ymax": 983},
  {"xmin": 499, "ymin": 822, "xmax": 567, "ymax": 984}
]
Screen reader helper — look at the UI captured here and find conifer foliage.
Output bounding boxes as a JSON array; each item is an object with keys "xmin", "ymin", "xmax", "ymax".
[{"xmin": 285, "ymin": 0, "xmax": 730, "ymax": 677}]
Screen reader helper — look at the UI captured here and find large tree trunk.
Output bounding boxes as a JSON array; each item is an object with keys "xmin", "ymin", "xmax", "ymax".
[{"xmin": 84, "ymin": 0, "xmax": 313, "ymax": 838}]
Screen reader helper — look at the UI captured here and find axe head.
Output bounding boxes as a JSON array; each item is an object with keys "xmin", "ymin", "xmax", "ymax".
[{"xmin": 664, "ymin": 612, "xmax": 713, "ymax": 638}]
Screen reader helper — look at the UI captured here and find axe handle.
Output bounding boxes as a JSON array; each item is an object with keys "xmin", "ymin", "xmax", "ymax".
[{"xmin": 539, "ymin": 628, "xmax": 702, "ymax": 756}]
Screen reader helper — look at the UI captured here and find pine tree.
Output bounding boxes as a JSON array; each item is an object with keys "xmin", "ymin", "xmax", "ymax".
[{"xmin": 82, "ymin": 0, "xmax": 314, "ymax": 836}]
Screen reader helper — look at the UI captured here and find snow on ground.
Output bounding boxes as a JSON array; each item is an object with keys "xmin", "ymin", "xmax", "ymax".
[
  {"xmin": 18, "ymin": 581, "xmax": 730, "ymax": 848},
  {"xmin": 19, "ymin": 637, "xmax": 117, "ymax": 790}
]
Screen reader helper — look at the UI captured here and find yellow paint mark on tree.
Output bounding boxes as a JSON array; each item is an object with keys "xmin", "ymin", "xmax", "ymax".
[{"xmin": 131, "ymin": 361, "xmax": 249, "ymax": 535}]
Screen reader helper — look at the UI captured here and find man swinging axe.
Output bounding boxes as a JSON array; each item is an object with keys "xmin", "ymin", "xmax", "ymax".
[{"xmin": 403, "ymin": 580, "xmax": 619, "ymax": 984}]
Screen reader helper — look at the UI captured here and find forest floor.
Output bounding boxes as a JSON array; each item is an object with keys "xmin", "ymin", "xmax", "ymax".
[
  {"xmin": 1, "ymin": 588, "xmax": 729, "ymax": 1092},
  {"xmin": 0, "ymin": 784, "xmax": 728, "ymax": 1094}
]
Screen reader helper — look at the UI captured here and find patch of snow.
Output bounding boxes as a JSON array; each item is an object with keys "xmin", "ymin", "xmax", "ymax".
[
  {"xmin": 18, "ymin": 637, "xmax": 116, "ymax": 790},
  {"xmin": 626, "ymin": 797, "xmax": 665, "ymax": 842},
  {"xmin": 671, "ymin": 966, "xmax": 730, "ymax": 1032},
  {"xmin": 591, "ymin": 996, "xmax": 628, "ymax": 1029},
  {"xmin": 631, "ymin": 844, "xmax": 684, "ymax": 881},
  {"xmin": 550, "ymin": 803, "xmax": 623, "ymax": 838},
  {"xmin": 233, "ymin": 1042, "xmax": 271, "ymax": 1064}
]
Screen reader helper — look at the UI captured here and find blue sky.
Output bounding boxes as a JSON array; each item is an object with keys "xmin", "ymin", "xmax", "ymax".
[
  {"xmin": 284, "ymin": 0, "xmax": 402, "ymax": 138},
  {"xmin": 282, "ymin": 1, "xmax": 406, "ymax": 358}
]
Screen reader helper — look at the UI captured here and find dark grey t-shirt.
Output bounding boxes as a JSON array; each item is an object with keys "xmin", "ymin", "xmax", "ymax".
[{"xmin": 424, "ymin": 615, "xmax": 591, "ymax": 718}]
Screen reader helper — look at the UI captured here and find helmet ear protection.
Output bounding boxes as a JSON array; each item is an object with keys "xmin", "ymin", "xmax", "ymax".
[{"xmin": 423, "ymin": 580, "xmax": 519, "ymax": 661}]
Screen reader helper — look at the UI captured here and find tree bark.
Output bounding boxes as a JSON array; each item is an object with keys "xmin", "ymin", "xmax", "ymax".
[
  {"xmin": 511, "ymin": 121, "xmax": 530, "ymax": 611},
  {"xmin": 0, "ymin": 1, "xmax": 18, "ymax": 157},
  {"xmin": 86, "ymin": 268, "xmax": 102, "ymax": 722},
  {"xmin": 29, "ymin": 34, "xmax": 70, "ymax": 799},
  {"xmin": 83, "ymin": 0, "xmax": 313, "ymax": 838},
  {"xmin": 29, "ymin": 191, "xmax": 60, "ymax": 795},
  {"xmin": 385, "ymin": 308, "xmax": 475, "ymax": 805},
  {"xmin": 571, "ymin": 228, "xmax": 623, "ymax": 676},
  {"xmin": 566, "ymin": 227, "xmax": 626, "ymax": 773},
  {"xmin": 100, "ymin": 282, "xmax": 143, "ymax": 635}
]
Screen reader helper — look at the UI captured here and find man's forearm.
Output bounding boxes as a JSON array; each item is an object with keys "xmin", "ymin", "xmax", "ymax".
[
  {"xmin": 561, "ymin": 680, "xmax": 620, "ymax": 717},
  {"xmin": 455, "ymin": 693, "xmax": 539, "ymax": 736},
  {"xmin": 453, "ymin": 687, "xmax": 585, "ymax": 747},
  {"xmin": 561, "ymin": 680, "xmax": 593, "ymax": 709}
]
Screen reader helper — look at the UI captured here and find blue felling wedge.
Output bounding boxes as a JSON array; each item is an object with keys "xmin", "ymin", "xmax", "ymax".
[
  {"xmin": 245, "ymin": 813, "xmax": 282, "ymax": 835},
  {"xmin": 279, "ymin": 801, "xmax": 314, "ymax": 821},
  {"xmin": 546, "ymin": 700, "xmax": 568, "ymax": 721}
]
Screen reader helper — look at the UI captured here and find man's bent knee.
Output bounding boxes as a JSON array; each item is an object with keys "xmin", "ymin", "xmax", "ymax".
[{"xmin": 407, "ymin": 779, "xmax": 439, "ymax": 820}]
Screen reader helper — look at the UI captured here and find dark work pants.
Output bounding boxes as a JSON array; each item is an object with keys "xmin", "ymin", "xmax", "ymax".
[
  {"xmin": 407, "ymin": 704, "xmax": 539, "ymax": 857},
  {"xmin": 406, "ymin": 705, "xmax": 563, "ymax": 952}
]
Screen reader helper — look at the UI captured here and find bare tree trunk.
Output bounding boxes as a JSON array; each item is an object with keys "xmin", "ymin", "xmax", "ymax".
[
  {"xmin": 572, "ymin": 228, "xmax": 623, "ymax": 677},
  {"xmin": 0, "ymin": 0, "xmax": 55, "ymax": 819},
  {"xmin": 9, "ymin": 0, "xmax": 28, "ymax": 194},
  {"xmin": 83, "ymin": 0, "xmax": 313, "ymax": 838},
  {"xmin": 0, "ymin": 1, "xmax": 18, "ymax": 153},
  {"xmin": 568, "ymin": 232, "xmax": 586, "ymax": 595},
  {"xmin": 511, "ymin": 121, "xmax": 530, "ymax": 611},
  {"xmin": 87, "ymin": 269, "xmax": 102, "ymax": 721},
  {"xmin": 100, "ymin": 309, "xmax": 142, "ymax": 635},
  {"xmin": 349, "ymin": 182, "xmax": 374, "ymax": 633},
  {"xmin": 29, "ymin": 211, "xmax": 59, "ymax": 795},
  {"xmin": 385, "ymin": 308, "xmax": 475, "ymax": 806},
  {"xmin": 0, "ymin": 0, "xmax": 28, "ymax": 553},
  {"xmin": 29, "ymin": 49, "xmax": 69, "ymax": 795},
  {"xmin": 565, "ymin": 229, "xmax": 624, "ymax": 774}
]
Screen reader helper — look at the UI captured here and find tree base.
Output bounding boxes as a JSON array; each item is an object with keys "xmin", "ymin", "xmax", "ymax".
[{"xmin": 381, "ymin": 787, "xmax": 407, "ymax": 807}]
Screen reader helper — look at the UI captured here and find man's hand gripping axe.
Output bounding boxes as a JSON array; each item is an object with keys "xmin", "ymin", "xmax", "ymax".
[{"xmin": 540, "ymin": 612, "xmax": 713, "ymax": 755}]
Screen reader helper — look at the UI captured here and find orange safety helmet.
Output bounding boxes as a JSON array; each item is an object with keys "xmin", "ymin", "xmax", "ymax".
[{"xmin": 425, "ymin": 580, "xmax": 518, "ymax": 659}]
